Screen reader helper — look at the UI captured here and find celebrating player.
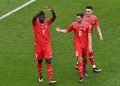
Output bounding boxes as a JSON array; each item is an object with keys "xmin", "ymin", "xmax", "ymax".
[
  {"xmin": 76, "ymin": 6, "xmax": 103, "ymax": 73},
  {"xmin": 56, "ymin": 13, "xmax": 92, "ymax": 82},
  {"xmin": 32, "ymin": 6, "xmax": 56, "ymax": 84}
]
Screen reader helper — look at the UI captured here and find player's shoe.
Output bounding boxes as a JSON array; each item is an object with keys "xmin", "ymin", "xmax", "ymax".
[
  {"xmin": 75, "ymin": 65, "xmax": 78, "ymax": 69},
  {"xmin": 84, "ymin": 71, "xmax": 88, "ymax": 77},
  {"xmin": 79, "ymin": 77, "xmax": 83, "ymax": 83},
  {"xmin": 38, "ymin": 77, "xmax": 43, "ymax": 82},
  {"xmin": 75, "ymin": 63, "xmax": 78, "ymax": 69},
  {"xmin": 93, "ymin": 67, "xmax": 102, "ymax": 73},
  {"xmin": 49, "ymin": 80, "xmax": 56, "ymax": 85}
]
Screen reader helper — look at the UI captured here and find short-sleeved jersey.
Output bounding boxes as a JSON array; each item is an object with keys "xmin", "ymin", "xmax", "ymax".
[
  {"xmin": 84, "ymin": 15, "xmax": 99, "ymax": 32},
  {"xmin": 32, "ymin": 19, "xmax": 52, "ymax": 49},
  {"xmin": 67, "ymin": 21, "xmax": 91, "ymax": 50}
]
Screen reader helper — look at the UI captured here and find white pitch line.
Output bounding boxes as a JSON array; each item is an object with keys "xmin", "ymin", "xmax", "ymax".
[{"xmin": 0, "ymin": 0, "xmax": 36, "ymax": 20}]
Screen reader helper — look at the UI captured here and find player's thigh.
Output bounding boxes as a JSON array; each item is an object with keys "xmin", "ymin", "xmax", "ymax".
[
  {"xmin": 35, "ymin": 51, "xmax": 44, "ymax": 60},
  {"xmin": 75, "ymin": 49, "xmax": 83, "ymax": 62},
  {"xmin": 89, "ymin": 51, "xmax": 94, "ymax": 57},
  {"xmin": 44, "ymin": 47, "xmax": 52, "ymax": 59},
  {"xmin": 83, "ymin": 49, "xmax": 89, "ymax": 58},
  {"xmin": 75, "ymin": 48, "xmax": 83, "ymax": 57}
]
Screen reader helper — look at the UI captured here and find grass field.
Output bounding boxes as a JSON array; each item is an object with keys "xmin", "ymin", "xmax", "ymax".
[{"xmin": 0, "ymin": 0, "xmax": 120, "ymax": 86}]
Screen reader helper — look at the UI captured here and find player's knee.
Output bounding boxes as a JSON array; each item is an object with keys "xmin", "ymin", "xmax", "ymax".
[
  {"xmin": 45, "ymin": 58, "xmax": 51, "ymax": 64},
  {"xmin": 38, "ymin": 60, "xmax": 43, "ymax": 63},
  {"xmin": 78, "ymin": 57, "xmax": 83, "ymax": 63},
  {"xmin": 83, "ymin": 56, "xmax": 87, "ymax": 59}
]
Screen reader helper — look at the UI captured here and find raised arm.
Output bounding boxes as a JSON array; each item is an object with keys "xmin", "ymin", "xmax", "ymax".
[
  {"xmin": 44, "ymin": 6, "xmax": 56, "ymax": 22},
  {"xmin": 50, "ymin": 8, "xmax": 56, "ymax": 22}
]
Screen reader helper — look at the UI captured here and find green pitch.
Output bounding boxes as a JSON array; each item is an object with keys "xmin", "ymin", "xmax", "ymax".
[{"xmin": 0, "ymin": 0, "xmax": 120, "ymax": 86}]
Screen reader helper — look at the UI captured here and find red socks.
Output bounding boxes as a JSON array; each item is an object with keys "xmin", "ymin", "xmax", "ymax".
[
  {"xmin": 37, "ymin": 63, "xmax": 53, "ymax": 80},
  {"xmin": 78, "ymin": 62, "xmax": 83, "ymax": 78},
  {"xmin": 46, "ymin": 64, "xmax": 53, "ymax": 80},
  {"xmin": 83, "ymin": 58, "xmax": 87, "ymax": 72},
  {"xmin": 89, "ymin": 52, "xmax": 95, "ymax": 65},
  {"xmin": 37, "ymin": 63, "xmax": 42, "ymax": 77}
]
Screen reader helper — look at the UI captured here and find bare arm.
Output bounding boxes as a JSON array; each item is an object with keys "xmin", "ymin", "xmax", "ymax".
[
  {"xmin": 96, "ymin": 25, "xmax": 103, "ymax": 41},
  {"xmin": 56, "ymin": 27, "xmax": 67, "ymax": 33},
  {"xmin": 88, "ymin": 32, "xmax": 93, "ymax": 53},
  {"xmin": 44, "ymin": 6, "xmax": 56, "ymax": 22},
  {"xmin": 51, "ymin": 10, "xmax": 56, "ymax": 22}
]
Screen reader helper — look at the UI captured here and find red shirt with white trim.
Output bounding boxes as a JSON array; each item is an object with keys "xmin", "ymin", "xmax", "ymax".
[
  {"xmin": 84, "ymin": 15, "xmax": 99, "ymax": 32},
  {"xmin": 33, "ymin": 19, "xmax": 52, "ymax": 53},
  {"xmin": 67, "ymin": 21, "xmax": 91, "ymax": 50}
]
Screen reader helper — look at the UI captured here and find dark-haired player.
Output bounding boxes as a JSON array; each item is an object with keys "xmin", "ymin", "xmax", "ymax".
[
  {"xmin": 76, "ymin": 6, "xmax": 103, "ymax": 73},
  {"xmin": 32, "ymin": 6, "xmax": 56, "ymax": 84},
  {"xmin": 56, "ymin": 13, "xmax": 92, "ymax": 82}
]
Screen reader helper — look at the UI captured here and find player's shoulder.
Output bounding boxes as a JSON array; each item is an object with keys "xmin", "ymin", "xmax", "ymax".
[
  {"xmin": 83, "ymin": 21, "xmax": 90, "ymax": 26},
  {"xmin": 68, "ymin": 22, "xmax": 75, "ymax": 27},
  {"xmin": 92, "ymin": 15, "xmax": 98, "ymax": 19},
  {"xmin": 83, "ymin": 21, "xmax": 91, "ymax": 29},
  {"xmin": 72, "ymin": 21, "xmax": 78, "ymax": 25},
  {"xmin": 71, "ymin": 21, "xmax": 76, "ymax": 24},
  {"xmin": 45, "ymin": 18, "xmax": 51, "ymax": 22},
  {"xmin": 33, "ymin": 19, "xmax": 39, "ymax": 26}
]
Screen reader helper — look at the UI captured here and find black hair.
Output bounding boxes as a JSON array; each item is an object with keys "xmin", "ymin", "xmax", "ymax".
[
  {"xmin": 39, "ymin": 11, "xmax": 45, "ymax": 16},
  {"xmin": 76, "ymin": 13, "xmax": 84, "ymax": 18},
  {"xmin": 86, "ymin": 6, "xmax": 93, "ymax": 10}
]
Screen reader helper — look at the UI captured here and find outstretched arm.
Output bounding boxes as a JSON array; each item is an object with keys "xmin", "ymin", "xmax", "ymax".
[
  {"xmin": 56, "ymin": 27, "xmax": 67, "ymax": 33},
  {"xmin": 56, "ymin": 24, "xmax": 73, "ymax": 33},
  {"xmin": 96, "ymin": 25, "xmax": 103, "ymax": 40}
]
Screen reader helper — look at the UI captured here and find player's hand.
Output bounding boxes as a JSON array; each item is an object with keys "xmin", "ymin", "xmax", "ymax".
[
  {"xmin": 48, "ymin": 5, "xmax": 54, "ymax": 11},
  {"xmin": 56, "ymin": 27, "xmax": 60, "ymax": 32},
  {"xmin": 44, "ymin": 6, "xmax": 54, "ymax": 11},
  {"xmin": 100, "ymin": 36, "xmax": 103, "ymax": 41}
]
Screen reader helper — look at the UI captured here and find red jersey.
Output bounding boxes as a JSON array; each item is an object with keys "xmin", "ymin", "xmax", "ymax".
[
  {"xmin": 33, "ymin": 18, "xmax": 52, "ymax": 49},
  {"xmin": 67, "ymin": 21, "xmax": 91, "ymax": 50},
  {"xmin": 84, "ymin": 15, "xmax": 99, "ymax": 32}
]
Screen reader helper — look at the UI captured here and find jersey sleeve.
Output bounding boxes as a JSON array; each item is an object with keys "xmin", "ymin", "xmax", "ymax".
[
  {"xmin": 33, "ymin": 19, "xmax": 37, "ymax": 26},
  {"xmin": 46, "ymin": 18, "xmax": 53, "ymax": 25},
  {"xmin": 32, "ymin": 19, "xmax": 38, "ymax": 28},
  {"xmin": 67, "ymin": 23, "xmax": 74, "ymax": 32},
  {"xmin": 94, "ymin": 17, "xmax": 99, "ymax": 26},
  {"xmin": 87, "ymin": 24, "xmax": 92, "ymax": 33}
]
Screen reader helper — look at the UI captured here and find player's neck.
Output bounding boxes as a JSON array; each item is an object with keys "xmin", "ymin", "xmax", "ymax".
[
  {"xmin": 86, "ymin": 14, "xmax": 93, "ymax": 18},
  {"xmin": 38, "ymin": 19, "xmax": 45, "ymax": 24},
  {"xmin": 77, "ymin": 20, "xmax": 83, "ymax": 24},
  {"xmin": 39, "ymin": 21, "xmax": 44, "ymax": 24}
]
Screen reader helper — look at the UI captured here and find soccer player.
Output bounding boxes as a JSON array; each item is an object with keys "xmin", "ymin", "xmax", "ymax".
[
  {"xmin": 56, "ymin": 13, "xmax": 92, "ymax": 82},
  {"xmin": 32, "ymin": 6, "xmax": 56, "ymax": 84},
  {"xmin": 76, "ymin": 6, "xmax": 103, "ymax": 73}
]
